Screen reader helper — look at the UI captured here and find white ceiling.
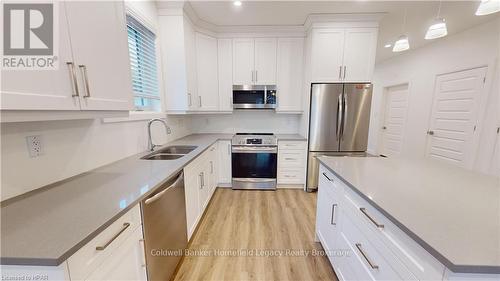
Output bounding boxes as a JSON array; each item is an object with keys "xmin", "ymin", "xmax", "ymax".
[{"xmin": 157, "ymin": 1, "xmax": 499, "ymax": 62}]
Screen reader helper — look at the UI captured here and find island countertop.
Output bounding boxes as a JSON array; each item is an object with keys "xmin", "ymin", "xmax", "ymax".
[{"xmin": 317, "ymin": 156, "xmax": 500, "ymax": 274}]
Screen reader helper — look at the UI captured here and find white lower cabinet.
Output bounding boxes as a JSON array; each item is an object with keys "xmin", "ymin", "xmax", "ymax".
[
  {"xmin": 316, "ymin": 163, "xmax": 446, "ymax": 281},
  {"xmin": 184, "ymin": 144, "xmax": 218, "ymax": 240},
  {"xmin": 67, "ymin": 205, "xmax": 146, "ymax": 281},
  {"xmin": 217, "ymin": 140, "xmax": 232, "ymax": 186},
  {"xmin": 277, "ymin": 140, "xmax": 306, "ymax": 186}
]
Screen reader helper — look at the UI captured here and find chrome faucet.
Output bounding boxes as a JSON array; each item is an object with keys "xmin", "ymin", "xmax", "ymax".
[{"xmin": 147, "ymin": 118, "xmax": 172, "ymax": 151}]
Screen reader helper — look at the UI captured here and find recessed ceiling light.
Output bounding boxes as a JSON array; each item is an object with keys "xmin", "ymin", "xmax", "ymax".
[
  {"xmin": 384, "ymin": 43, "xmax": 392, "ymax": 48},
  {"xmin": 233, "ymin": 1, "xmax": 242, "ymax": 6}
]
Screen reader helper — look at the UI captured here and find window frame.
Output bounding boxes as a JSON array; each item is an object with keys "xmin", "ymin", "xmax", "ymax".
[{"xmin": 125, "ymin": 8, "xmax": 164, "ymax": 113}]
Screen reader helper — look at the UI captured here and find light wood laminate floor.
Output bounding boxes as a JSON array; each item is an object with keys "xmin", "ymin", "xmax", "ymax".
[{"xmin": 173, "ymin": 188, "xmax": 338, "ymax": 281}]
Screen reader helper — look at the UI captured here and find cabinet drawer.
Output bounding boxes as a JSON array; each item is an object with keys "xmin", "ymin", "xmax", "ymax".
[
  {"xmin": 278, "ymin": 151, "xmax": 305, "ymax": 167},
  {"xmin": 278, "ymin": 140, "xmax": 306, "ymax": 150},
  {"xmin": 342, "ymin": 187, "xmax": 445, "ymax": 281},
  {"xmin": 340, "ymin": 212, "xmax": 416, "ymax": 281},
  {"xmin": 67, "ymin": 205, "xmax": 142, "ymax": 280},
  {"xmin": 278, "ymin": 168, "xmax": 305, "ymax": 184}
]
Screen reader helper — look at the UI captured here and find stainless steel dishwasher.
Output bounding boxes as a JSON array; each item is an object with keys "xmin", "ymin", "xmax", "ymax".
[{"xmin": 141, "ymin": 171, "xmax": 187, "ymax": 281}]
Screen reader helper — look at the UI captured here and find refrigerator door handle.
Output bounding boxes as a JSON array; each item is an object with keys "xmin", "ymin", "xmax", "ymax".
[
  {"xmin": 336, "ymin": 94, "xmax": 343, "ymax": 140},
  {"xmin": 341, "ymin": 94, "xmax": 348, "ymax": 141}
]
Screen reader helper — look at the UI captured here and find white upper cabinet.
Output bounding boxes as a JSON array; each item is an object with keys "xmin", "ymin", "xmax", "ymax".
[
  {"xmin": 233, "ymin": 38, "xmax": 255, "ymax": 85},
  {"xmin": 311, "ymin": 29, "xmax": 345, "ymax": 82},
  {"xmin": 65, "ymin": 1, "xmax": 133, "ymax": 111},
  {"xmin": 233, "ymin": 38, "xmax": 277, "ymax": 85},
  {"xmin": 254, "ymin": 38, "xmax": 277, "ymax": 84},
  {"xmin": 276, "ymin": 38, "xmax": 304, "ymax": 112},
  {"xmin": 217, "ymin": 39, "xmax": 233, "ymax": 111},
  {"xmin": 195, "ymin": 32, "xmax": 219, "ymax": 111},
  {"xmin": 342, "ymin": 28, "xmax": 378, "ymax": 82},
  {"xmin": 159, "ymin": 14, "xmax": 197, "ymax": 112},
  {"xmin": 1, "ymin": 1, "xmax": 133, "ymax": 112},
  {"xmin": 311, "ymin": 27, "xmax": 378, "ymax": 83}
]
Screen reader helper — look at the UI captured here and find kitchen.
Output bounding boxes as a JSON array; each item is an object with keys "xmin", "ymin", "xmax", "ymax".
[{"xmin": 1, "ymin": 1, "xmax": 499, "ymax": 281}]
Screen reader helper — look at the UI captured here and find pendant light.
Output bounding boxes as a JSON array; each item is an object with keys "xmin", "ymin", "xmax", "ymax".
[
  {"xmin": 393, "ymin": 8, "xmax": 410, "ymax": 52},
  {"xmin": 475, "ymin": 0, "xmax": 500, "ymax": 16},
  {"xmin": 425, "ymin": 0, "xmax": 448, "ymax": 40}
]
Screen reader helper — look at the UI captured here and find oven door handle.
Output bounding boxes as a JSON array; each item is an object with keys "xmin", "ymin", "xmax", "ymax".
[{"xmin": 232, "ymin": 146, "xmax": 278, "ymax": 153}]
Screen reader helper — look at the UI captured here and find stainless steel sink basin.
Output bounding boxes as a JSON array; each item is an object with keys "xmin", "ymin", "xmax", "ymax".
[
  {"xmin": 141, "ymin": 145, "xmax": 198, "ymax": 160},
  {"xmin": 141, "ymin": 154, "xmax": 184, "ymax": 160},
  {"xmin": 156, "ymin": 145, "xmax": 197, "ymax": 155}
]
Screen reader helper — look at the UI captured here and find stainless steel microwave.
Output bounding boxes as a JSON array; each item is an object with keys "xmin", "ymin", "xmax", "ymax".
[{"xmin": 232, "ymin": 85, "xmax": 277, "ymax": 109}]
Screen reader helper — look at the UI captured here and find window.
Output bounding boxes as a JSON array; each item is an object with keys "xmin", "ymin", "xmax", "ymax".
[{"xmin": 126, "ymin": 15, "xmax": 161, "ymax": 111}]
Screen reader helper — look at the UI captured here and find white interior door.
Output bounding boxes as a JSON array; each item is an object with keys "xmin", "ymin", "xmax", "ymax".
[
  {"xmin": 65, "ymin": 1, "xmax": 133, "ymax": 111},
  {"xmin": 380, "ymin": 84, "xmax": 409, "ymax": 157},
  {"xmin": 254, "ymin": 38, "xmax": 277, "ymax": 84},
  {"xmin": 426, "ymin": 67, "xmax": 488, "ymax": 167}
]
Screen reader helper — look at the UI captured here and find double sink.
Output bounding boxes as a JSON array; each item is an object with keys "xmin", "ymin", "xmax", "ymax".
[{"xmin": 141, "ymin": 145, "xmax": 198, "ymax": 160}]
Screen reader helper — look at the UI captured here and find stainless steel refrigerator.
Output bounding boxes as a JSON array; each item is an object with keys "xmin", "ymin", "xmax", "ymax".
[{"xmin": 306, "ymin": 83, "xmax": 373, "ymax": 191}]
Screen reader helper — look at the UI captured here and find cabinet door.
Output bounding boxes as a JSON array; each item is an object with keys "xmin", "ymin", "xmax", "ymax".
[
  {"xmin": 184, "ymin": 18, "xmax": 198, "ymax": 110},
  {"xmin": 254, "ymin": 38, "xmax": 277, "ymax": 84},
  {"xmin": 342, "ymin": 28, "xmax": 377, "ymax": 82},
  {"xmin": 208, "ymin": 145, "xmax": 218, "ymax": 196},
  {"xmin": 276, "ymin": 38, "xmax": 304, "ymax": 112},
  {"xmin": 0, "ymin": 4, "xmax": 80, "ymax": 111},
  {"xmin": 196, "ymin": 33, "xmax": 219, "ymax": 111},
  {"xmin": 183, "ymin": 165, "xmax": 201, "ymax": 240},
  {"xmin": 65, "ymin": 1, "xmax": 133, "ymax": 111},
  {"xmin": 218, "ymin": 39, "xmax": 233, "ymax": 111},
  {"xmin": 85, "ymin": 227, "xmax": 147, "ymax": 281},
  {"xmin": 233, "ymin": 38, "xmax": 254, "ymax": 85},
  {"xmin": 311, "ymin": 29, "xmax": 345, "ymax": 82},
  {"xmin": 217, "ymin": 140, "xmax": 232, "ymax": 185},
  {"xmin": 316, "ymin": 175, "xmax": 340, "ymax": 254},
  {"xmin": 199, "ymin": 162, "xmax": 211, "ymax": 212}
]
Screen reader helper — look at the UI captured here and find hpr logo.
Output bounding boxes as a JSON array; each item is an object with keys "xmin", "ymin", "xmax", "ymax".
[{"xmin": 3, "ymin": 3, "xmax": 53, "ymax": 56}]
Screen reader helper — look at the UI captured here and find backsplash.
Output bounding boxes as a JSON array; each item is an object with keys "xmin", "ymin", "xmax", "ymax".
[{"xmin": 0, "ymin": 115, "xmax": 190, "ymax": 201}]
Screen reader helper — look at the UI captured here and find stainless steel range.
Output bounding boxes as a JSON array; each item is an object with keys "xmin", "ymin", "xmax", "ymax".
[{"xmin": 231, "ymin": 133, "xmax": 278, "ymax": 190}]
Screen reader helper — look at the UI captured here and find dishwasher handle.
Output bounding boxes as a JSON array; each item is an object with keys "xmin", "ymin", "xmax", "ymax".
[{"xmin": 144, "ymin": 172, "xmax": 184, "ymax": 205}]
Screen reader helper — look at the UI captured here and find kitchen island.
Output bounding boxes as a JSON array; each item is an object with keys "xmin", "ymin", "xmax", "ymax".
[{"xmin": 316, "ymin": 156, "xmax": 499, "ymax": 280}]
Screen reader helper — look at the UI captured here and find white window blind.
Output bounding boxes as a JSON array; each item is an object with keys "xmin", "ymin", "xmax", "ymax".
[{"xmin": 126, "ymin": 15, "xmax": 161, "ymax": 111}]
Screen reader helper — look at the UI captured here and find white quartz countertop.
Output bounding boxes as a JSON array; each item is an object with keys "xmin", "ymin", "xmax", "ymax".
[
  {"xmin": 0, "ymin": 134, "xmax": 233, "ymax": 266},
  {"xmin": 317, "ymin": 156, "xmax": 500, "ymax": 274}
]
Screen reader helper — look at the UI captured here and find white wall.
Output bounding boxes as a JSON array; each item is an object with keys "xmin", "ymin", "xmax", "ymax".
[
  {"xmin": 369, "ymin": 18, "xmax": 500, "ymax": 175},
  {"xmin": 0, "ymin": 1, "xmax": 194, "ymax": 202},
  {"xmin": 189, "ymin": 111, "xmax": 301, "ymax": 134}
]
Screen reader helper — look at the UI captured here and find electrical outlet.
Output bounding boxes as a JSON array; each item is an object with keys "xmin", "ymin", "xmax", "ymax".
[{"xmin": 26, "ymin": 135, "xmax": 43, "ymax": 158}]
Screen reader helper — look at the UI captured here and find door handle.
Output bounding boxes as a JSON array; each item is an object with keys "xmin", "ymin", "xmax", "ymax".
[
  {"xmin": 341, "ymin": 94, "xmax": 348, "ymax": 141},
  {"xmin": 330, "ymin": 204, "xmax": 337, "ymax": 225},
  {"xmin": 360, "ymin": 207, "xmax": 384, "ymax": 228},
  {"xmin": 336, "ymin": 95, "xmax": 343, "ymax": 140},
  {"xmin": 338, "ymin": 66, "xmax": 342, "ymax": 80},
  {"xmin": 343, "ymin": 66, "xmax": 347, "ymax": 80},
  {"xmin": 199, "ymin": 172, "xmax": 204, "ymax": 189},
  {"xmin": 144, "ymin": 172, "xmax": 184, "ymax": 205},
  {"xmin": 188, "ymin": 93, "xmax": 192, "ymax": 106},
  {"xmin": 96, "ymin": 223, "xmax": 130, "ymax": 251},
  {"xmin": 199, "ymin": 96, "xmax": 202, "ymax": 107},
  {"xmin": 322, "ymin": 172, "xmax": 333, "ymax": 181},
  {"xmin": 427, "ymin": 130, "xmax": 435, "ymax": 136},
  {"xmin": 210, "ymin": 161, "xmax": 214, "ymax": 174},
  {"xmin": 355, "ymin": 243, "xmax": 379, "ymax": 269},
  {"xmin": 66, "ymin": 62, "xmax": 79, "ymax": 97},
  {"xmin": 78, "ymin": 65, "xmax": 91, "ymax": 98}
]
